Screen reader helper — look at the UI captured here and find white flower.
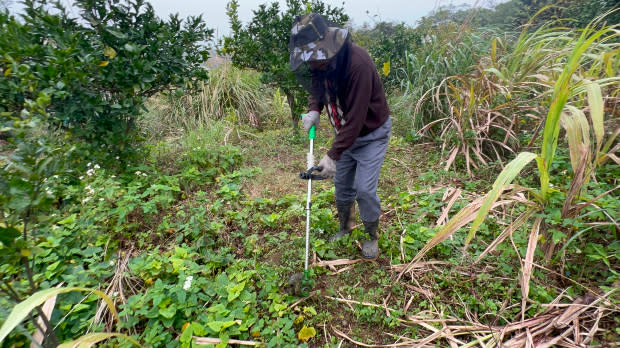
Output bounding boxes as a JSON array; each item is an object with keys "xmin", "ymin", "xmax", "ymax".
[
  {"xmin": 82, "ymin": 197, "xmax": 91, "ymax": 203},
  {"xmin": 94, "ymin": 164, "xmax": 100, "ymax": 169},
  {"xmin": 79, "ymin": 176, "xmax": 84, "ymax": 180},
  {"xmin": 183, "ymin": 276, "xmax": 193, "ymax": 290},
  {"xmin": 135, "ymin": 171, "xmax": 142, "ymax": 176},
  {"xmin": 86, "ymin": 168, "xmax": 95, "ymax": 176},
  {"xmin": 111, "ymin": 175, "xmax": 116, "ymax": 178},
  {"xmin": 87, "ymin": 162, "xmax": 92, "ymax": 167},
  {"xmin": 115, "ymin": 156, "xmax": 119, "ymax": 160},
  {"xmin": 99, "ymin": 198, "xmax": 104, "ymax": 201},
  {"xmin": 142, "ymin": 173, "xmax": 147, "ymax": 177}
]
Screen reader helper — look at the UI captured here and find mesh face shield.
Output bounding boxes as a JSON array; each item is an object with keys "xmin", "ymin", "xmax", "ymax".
[
  {"xmin": 293, "ymin": 63, "xmax": 314, "ymax": 94},
  {"xmin": 289, "ymin": 13, "xmax": 350, "ymax": 96}
]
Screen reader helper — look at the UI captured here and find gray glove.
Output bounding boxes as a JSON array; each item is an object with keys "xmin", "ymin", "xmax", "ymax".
[
  {"xmin": 301, "ymin": 110, "xmax": 320, "ymax": 132},
  {"xmin": 318, "ymin": 154, "xmax": 337, "ymax": 178}
]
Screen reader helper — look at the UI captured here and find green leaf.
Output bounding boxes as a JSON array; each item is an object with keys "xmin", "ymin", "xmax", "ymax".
[
  {"xmin": 58, "ymin": 332, "xmax": 140, "ymax": 347},
  {"xmin": 0, "ymin": 287, "xmax": 118, "ymax": 343},
  {"xmin": 467, "ymin": 152, "xmax": 538, "ymax": 246},
  {"xmin": 208, "ymin": 321, "xmax": 224, "ymax": 332},
  {"xmin": 207, "ymin": 320, "xmax": 237, "ymax": 332},
  {"xmin": 551, "ymin": 229, "xmax": 567, "ymax": 244},
  {"xmin": 158, "ymin": 305, "xmax": 177, "ymax": 319},
  {"xmin": 180, "ymin": 323, "xmax": 193, "ymax": 347},
  {"xmin": 227, "ymin": 281, "xmax": 245, "ymax": 302},
  {"xmin": 0, "ymin": 226, "xmax": 21, "ymax": 245},
  {"xmin": 57, "ymin": 214, "xmax": 76, "ymax": 225},
  {"xmin": 191, "ymin": 322, "xmax": 207, "ymax": 336},
  {"xmin": 106, "ymin": 29, "xmax": 128, "ymax": 39}
]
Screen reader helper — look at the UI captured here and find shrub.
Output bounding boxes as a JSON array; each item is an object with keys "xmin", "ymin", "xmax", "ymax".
[{"xmin": 0, "ymin": 0, "xmax": 213, "ymax": 161}]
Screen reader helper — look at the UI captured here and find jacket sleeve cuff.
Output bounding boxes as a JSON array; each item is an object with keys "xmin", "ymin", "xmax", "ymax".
[{"xmin": 327, "ymin": 150, "xmax": 340, "ymax": 161}]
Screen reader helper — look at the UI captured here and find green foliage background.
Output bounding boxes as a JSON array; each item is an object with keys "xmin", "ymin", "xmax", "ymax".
[
  {"xmin": 222, "ymin": 0, "xmax": 348, "ymax": 129},
  {"xmin": 1, "ymin": 0, "xmax": 212, "ymax": 162},
  {"xmin": 1, "ymin": 0, "xmax": 619, "ymax": 347}
]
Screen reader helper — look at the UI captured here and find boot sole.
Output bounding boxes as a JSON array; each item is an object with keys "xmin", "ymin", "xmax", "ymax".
[{"xmin": 361, "ymin": 253, "xmax": 378, "ymax": 261}]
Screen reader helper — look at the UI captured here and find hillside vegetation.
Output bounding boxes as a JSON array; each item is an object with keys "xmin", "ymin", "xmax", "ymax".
[{"xmin": 1, "ymin": 0, "xmax": 618, "ymax": 347}]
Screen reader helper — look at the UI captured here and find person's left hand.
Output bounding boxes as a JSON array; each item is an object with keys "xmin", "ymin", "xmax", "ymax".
[{"xmin": 318, "ymin": 154, "xmax": 337, "ymax": 178}]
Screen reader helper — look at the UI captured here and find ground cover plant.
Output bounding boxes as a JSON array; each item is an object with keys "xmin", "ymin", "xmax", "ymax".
[{"xmin": 1, "ymin": 1, "xmax": 619, "ymax": 347}]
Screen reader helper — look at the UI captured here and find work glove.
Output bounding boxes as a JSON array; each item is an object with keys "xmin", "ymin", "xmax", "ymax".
[
  {"xmin": 318, "ymin": 154, "xmax": 337, "ymax": 179},
  {"xmin": 301, "ymin": 110, "xmax": 320, "ymax": 133}
]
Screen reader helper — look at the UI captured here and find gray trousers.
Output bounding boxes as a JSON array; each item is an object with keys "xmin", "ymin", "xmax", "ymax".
[{"xmin": 334, "ymin": 117, "xmax": 391, "ymax": 222}]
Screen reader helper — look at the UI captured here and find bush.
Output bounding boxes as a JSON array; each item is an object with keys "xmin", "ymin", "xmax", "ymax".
[
  {"xmin": 0, "ymin": 0, "xmax": 213, "ymax": 161},
  {"xmin": 353, "ymin": 22, "xmax": 422, "ymax": 91}
]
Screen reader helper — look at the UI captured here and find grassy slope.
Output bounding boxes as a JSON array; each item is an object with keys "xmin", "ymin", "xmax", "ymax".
[{"xmin": 204, "ymin": 117, "xmax": 558, "ymax": 346}]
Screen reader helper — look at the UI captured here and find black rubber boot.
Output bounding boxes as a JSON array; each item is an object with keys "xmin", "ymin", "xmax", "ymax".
[
  {"xmin": 329, "ymin": 201, "xmax": 356, "ymax": 242},
  {"xmin": 361, "ymin": 220, "xmax": 379, "ymax": 260}
]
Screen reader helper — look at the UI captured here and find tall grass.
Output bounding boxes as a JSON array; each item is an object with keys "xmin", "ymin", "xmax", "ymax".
[
  {"xmin": 139, "ymin": 64, "xmax": 277, "ymax": 140},
  {"xmin": 391, "ymin": 25, "xmax": 498, "ymax": 135},
  {"xmin": 402, "ymin": 13, "xmax": 619, "ymax": 316},
  {"xmin": 409, "ymin": 8, "xmax": 620, "ymax": 173}
]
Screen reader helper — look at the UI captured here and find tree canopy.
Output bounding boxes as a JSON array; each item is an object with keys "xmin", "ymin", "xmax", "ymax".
[
  {"xmin": 222, "ymin": 0, "xmax": 348, "ymax": 129},
  {"xmin": 0, "ymin": 0, "xmax": 213, "ymax": 161}
]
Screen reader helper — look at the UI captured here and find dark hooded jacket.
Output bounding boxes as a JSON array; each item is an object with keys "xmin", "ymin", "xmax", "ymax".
[{"xmin": 308, "ymin": 43, "xmax": 390, "ymax": 161}]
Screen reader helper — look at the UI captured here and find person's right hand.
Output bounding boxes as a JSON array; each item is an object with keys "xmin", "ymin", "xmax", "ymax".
[{"xmin": 301, "ymin": 111, "xmax": 320, "ymax": 132}]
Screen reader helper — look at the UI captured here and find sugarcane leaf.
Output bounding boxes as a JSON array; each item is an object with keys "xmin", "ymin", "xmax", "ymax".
[
  {"xmin": 585, "ymin": 81, "xmax": 604, "ymax": 152},
  {"xmin": 466, "ymin": 152, "xmax": 538, "ymax": 246},
  {"xmin": 0, "ymin": 287, "xmax": 118, "ymax": 343},
  {"xmin": 58, "ymin": 333, "xmax": 140, "ymax": 348}
]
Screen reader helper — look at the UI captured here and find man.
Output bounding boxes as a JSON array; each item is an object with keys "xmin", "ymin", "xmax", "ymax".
[{"xmin": 289, "ymin": 13, "xmax": 391, "ymax": 260}]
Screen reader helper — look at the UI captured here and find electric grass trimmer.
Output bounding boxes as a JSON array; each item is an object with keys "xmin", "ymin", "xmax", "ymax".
[{"xmin": 288, "ymin": 117, "xmax": 324, "ymax": 297}]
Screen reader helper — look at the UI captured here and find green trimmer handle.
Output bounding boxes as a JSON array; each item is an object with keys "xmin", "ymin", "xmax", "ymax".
[
  {"xmin": 301, "ymin": 269, "xmax": 313, "ymax": 297},
  {"xmin": 300, "ymin": 113, "xmax": 316, "ymax": 140}
]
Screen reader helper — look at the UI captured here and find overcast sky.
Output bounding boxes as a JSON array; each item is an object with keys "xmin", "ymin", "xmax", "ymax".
[
  {"xmin": 7, "ymin": 0, "xmax": 501, "ymax": 39},
  {"xmin": 133, "ymin": 0, "xmax": 500, "ymax": 39}
]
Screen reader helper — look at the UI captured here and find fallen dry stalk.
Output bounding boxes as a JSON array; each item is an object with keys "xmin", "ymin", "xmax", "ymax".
[
  {"xmin": 93, "ymin": 249, "xmax": 141, "ymax": 332},
  {"xmin": 193, "ymin": 336, "xmax": 259, "ymax": 346},
  {"xmin": 331, "ymin": 279, "xmax": 616, "ymax": 347}
]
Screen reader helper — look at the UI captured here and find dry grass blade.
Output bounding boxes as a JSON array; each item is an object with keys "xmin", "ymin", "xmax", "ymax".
[
  {"xmin": 561, "ymin": 144, "xmax": 589, "ymax": 217},
  {"xmin": 436, "ymin": 188, "xmax": 462, "ymax": 226},
  {"xmin": 475, "ymin": 207, "xmax": 537, "ymax": 263},
  {"xmin": 31, "ymin": 282, "xmax": 64, "ymax": 348},
  {"xmin": 312, "ymin": 259, "xmax": 361, "ymax": 268},
  {"xmin": 398, "ymin": 196, "xmax": 514, "ymax": 281},
  {"xmin": 93, "ymin": 249, "xmax": 141, "ymax": 332},
  {"xmin": 552, "ymin": 295, "xmax": 596, "ymax": 329},
  {"xmin": 193, "ymin": 337, "xmax": 259, "ymax": 346},
  {"xmin": 331, "ymin": 327, "xmax": 417, "ymax": 347},
  {"xmin": 521, "ymin": 217, "xmax": 542, "ymax": 321},
  {"xmin": 567, "ymin": 184, "xmax": 620, "ymax": 220},
  {"xmin": 403, "ymin": 283, "xmax": 434, "ymax": 299},
  {"xmin": 324, "ymin": 296, "xmax": 399, "ymax": 315},
  {"xmin": 561, "ymin": 106, "xmax": 590, "ymax": 174},
  {"xmin": 390, "ymin": 261, "xmax": 450, "ymax": 273}
]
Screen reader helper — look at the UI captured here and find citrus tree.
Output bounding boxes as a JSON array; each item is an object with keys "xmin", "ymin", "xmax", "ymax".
[
  {"xmin": 222, "ymin": 0, "xmax": 348, "ymax": 129},
  {"xmin": 0, "ymin": 0, "xmax": 213, "ymax": 160},
  {"xmin": 1, "ymin": 1, "xmax": 213, "ymax": 345}
]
